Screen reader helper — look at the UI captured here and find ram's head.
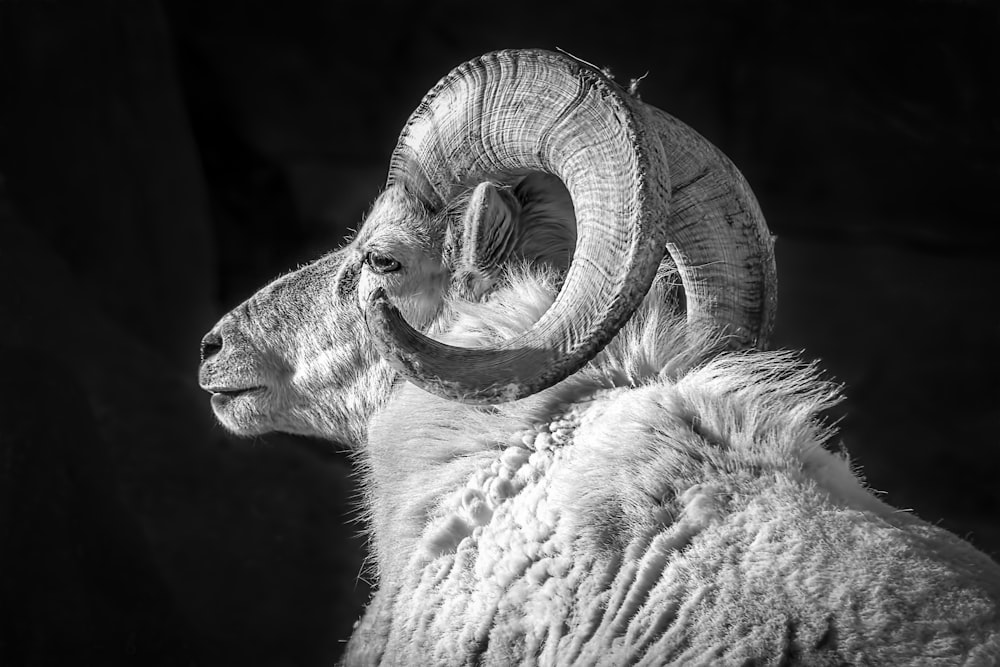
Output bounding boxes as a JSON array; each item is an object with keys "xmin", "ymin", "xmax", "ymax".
[{"xmin": 198, "ymin": 49, "xmax": 777, "ymax": 444}]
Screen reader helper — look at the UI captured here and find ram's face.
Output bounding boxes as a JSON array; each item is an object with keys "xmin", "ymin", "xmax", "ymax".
[
  {"xmin": 197, "ymin": 187, "xmax": 448, "ymax": 444},
  {"xmin": 198, "ymin": 247, "xmax": 365, "ymax": 441}
]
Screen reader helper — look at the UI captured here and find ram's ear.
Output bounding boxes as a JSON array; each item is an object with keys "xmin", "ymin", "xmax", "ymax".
[{"xmin": 446, "ymin": 181, "xmax": 521, "ymax": 299}]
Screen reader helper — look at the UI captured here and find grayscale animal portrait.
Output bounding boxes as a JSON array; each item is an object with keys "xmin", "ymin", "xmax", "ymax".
[{"xmin": 4, "ymin": 4, "xmax": 996, "ymax": 666}]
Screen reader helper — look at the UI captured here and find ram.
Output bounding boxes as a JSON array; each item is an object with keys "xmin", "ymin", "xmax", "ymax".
[{"xmin": 198, "ymin": 50, "xmax": 1000, "ymax": 664}]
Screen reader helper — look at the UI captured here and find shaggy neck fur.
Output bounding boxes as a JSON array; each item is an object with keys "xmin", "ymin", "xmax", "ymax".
[{"xmin": 359, "ymin": 266, "xmax": 888, "ymax": 576}]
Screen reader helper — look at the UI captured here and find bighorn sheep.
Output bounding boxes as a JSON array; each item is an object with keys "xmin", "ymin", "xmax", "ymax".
[{"xmin": 198, "ymin": 50, "xmax": 1000, "ymax": 664}]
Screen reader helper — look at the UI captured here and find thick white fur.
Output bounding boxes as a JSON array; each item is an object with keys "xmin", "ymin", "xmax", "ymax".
[{"xmin": 345, "ymin": 266, "xmax": 1000, "ymax": 665}]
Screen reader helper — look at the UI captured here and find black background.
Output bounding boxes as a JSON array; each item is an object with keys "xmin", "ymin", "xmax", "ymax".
[{"xmin": 1, "ymin": 1, "xmax": 998, "ymax": 664}]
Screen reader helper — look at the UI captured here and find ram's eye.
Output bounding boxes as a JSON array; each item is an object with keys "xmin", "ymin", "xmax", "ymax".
[{"xmin": 364, "ymin": 251, "xmax": 402, "ymax": 274}]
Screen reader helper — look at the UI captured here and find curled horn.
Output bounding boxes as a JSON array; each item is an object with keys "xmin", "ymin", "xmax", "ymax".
[{"xmin": 365, "ymin": 49, "xmax": 776, "ymax": 403}]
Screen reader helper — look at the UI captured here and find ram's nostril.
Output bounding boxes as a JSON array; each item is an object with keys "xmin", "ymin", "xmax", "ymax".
[{"xmin": 200, "ymin": 331, "xmax": 224, "ymax": 363}]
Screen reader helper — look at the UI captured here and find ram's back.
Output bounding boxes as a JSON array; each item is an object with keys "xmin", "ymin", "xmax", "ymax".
[{"xmin": 345, "ymin": 272, "xmax": 1000, "ymax": 666}]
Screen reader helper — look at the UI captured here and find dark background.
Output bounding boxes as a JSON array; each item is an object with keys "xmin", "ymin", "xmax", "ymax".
[{"xmin": 1, "ymin": 1, "xmax": 997, "ymax": 665}]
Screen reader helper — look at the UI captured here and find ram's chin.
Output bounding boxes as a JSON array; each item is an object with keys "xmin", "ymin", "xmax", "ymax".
[{"xmin": 210, "ymin": 388, "xmax": 276, "ymax": 436}]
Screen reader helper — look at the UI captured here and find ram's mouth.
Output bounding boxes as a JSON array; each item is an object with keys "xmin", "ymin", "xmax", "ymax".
[
  {"xmin": 211, "ymin": 386, "xmax": 264, "ymax": 396},
  {"xmin": 208, "ymin": 386, "xmax": 265, "ymax": 404}
]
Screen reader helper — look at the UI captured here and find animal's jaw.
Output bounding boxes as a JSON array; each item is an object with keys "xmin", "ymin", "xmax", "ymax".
[
  {"xmin": 201, "ymin": 368, "xmax": 367, "ymax": 443},
  {"xmin": 199, "ymin": 353, "xmax": 282, "ymax": 436}
]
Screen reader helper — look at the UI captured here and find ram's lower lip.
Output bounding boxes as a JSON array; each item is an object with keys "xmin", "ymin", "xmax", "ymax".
[{"xmin": 210, "ymin": 386, "xmax": 265, "ymax": 405}]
